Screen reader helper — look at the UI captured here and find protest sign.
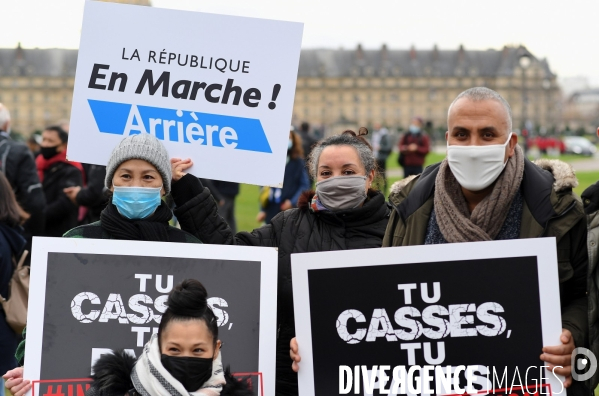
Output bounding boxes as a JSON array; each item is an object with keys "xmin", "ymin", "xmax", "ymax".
[
  {"xmin": 24, "ymin": 237, "xmax": 278, "ymax": 396},
  {"xmin": 67, "ymin": 1, "xmax": 303, "ymax": 186},
  {"xmin": 292, "ymin": 238, "xmax": 565, "ymax": 396}
]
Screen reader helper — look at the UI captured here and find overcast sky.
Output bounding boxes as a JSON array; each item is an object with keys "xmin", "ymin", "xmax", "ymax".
[{"xmin": 1, "ymin": 0, "xmax": 597, "ymax": 86}]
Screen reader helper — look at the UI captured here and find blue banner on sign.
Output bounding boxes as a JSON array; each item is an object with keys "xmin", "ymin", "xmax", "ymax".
[{"xmin": 87, "ymin": 99, "xmax": 272, "ymax": 153}]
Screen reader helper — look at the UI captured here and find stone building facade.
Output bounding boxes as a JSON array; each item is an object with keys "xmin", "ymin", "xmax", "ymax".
[
  {"xmin": 0, "ymin": 44, "xmax": 77, "ymax": 134},
  {"xmin": 294, "ymin": 44, "xmax": 561, "ymax": 135},
  {"xmin": 0, "ymin": 41, "xmax": 560, "ymax": 135}
]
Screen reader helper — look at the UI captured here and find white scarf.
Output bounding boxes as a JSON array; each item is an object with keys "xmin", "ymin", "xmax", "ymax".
[{"xmin": 131, "ymin": 334, "xmax": 226, "ymax": 396}]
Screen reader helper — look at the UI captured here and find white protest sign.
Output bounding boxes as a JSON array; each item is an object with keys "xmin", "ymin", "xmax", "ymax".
[
  {"xmin": 24, "ymin": 237, "xmax": 278, "ymax": 396},
  {"xmin": 68, "ymin": 1, "xmax": 303, "ymax": 186},
  {"xmin": 292, "ymin": 238, "xmax": 566, "ymax": 396}
]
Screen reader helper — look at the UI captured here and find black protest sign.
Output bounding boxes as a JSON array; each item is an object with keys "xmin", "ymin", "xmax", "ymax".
[
  {"xmin": 25, "ymin": 238, "xmax": 277, "ymax": 396},
  {"xmin": 292, "ymin": 239, "xmax": 564, "ymax": 396}
]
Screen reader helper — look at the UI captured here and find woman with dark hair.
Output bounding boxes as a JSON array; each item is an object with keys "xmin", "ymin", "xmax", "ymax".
[
  {"xmin": 170, "ymin": 128, "xmax": 391, "ymax": 395},
  {"xmin": 85, "ymin": 279, "xmax": 252, "ymax": 395},
  {"xmin": 257, "ymin": 129, "xmax": 310, "ymax": 224},
  {"xmin": 0, "ymin": 172, "xmax": 28, "ymax": 388}
]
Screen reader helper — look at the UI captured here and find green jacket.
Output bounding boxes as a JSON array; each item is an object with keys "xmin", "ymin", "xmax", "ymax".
[
  {"xmin": 384, "ymin": 158, "xmax": 589, "ymax": 354},
  {"xmin": 582, "ymin": 180, "xmax": 599, "ymax": 388}
]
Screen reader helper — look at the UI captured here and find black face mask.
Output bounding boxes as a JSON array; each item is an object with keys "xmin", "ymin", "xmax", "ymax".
[
  {"xmin": 160, "ymin": 354, "xmax": 213, "ymax": 392},
  {"xmin": 40, "ymin": 145, "xmax": 60, "ymax": 160}
]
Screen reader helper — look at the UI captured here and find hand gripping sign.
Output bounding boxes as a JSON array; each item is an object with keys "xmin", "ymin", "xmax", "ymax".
[
  {"xmin": 292, "ymin": 238, "xmax": 567, "ymax": 396},
  {"xmin": 68, "ymin": 1, "xmax": 303, "ymax": 186}
]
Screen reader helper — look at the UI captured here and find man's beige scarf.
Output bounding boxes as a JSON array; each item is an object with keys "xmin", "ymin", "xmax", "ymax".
[{"xmin": 434, "ymin": 144, "xmax": 525, "ymax": 243}]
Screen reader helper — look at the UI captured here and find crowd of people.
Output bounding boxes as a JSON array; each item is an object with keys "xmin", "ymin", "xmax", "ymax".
[{"xmin": 1, "ymin": 86, "xmax": 599, "ymax": 396}]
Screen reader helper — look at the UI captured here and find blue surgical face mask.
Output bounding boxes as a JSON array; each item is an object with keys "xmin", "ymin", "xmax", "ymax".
[
  {"xmin": 112, "ymin": 185, "xmax": 163, "ymax": 220},
  {"xmin": 409, "ymin": 125, "xmax": 421, "ymax": 134}
]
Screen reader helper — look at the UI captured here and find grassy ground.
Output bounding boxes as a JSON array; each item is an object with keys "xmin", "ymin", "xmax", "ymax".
[{"xmin": 234, "ymin": 151, "xmax": 599, "ymax": 232}]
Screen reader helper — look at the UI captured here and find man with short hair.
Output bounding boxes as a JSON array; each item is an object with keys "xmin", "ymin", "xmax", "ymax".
[
  {"xmin": 36, "ymin": 126, "xmax": 83, "ymax": 237},
  {"xmin": 385, "ymin": 87, "xmax": 588, "ymax": 394},
  {"xmin": 0, "ymin": 103, "xmax": 46, "ymax": 255}
]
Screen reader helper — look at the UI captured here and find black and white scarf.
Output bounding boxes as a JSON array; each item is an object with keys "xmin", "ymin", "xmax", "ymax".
[{"xmin": 131, "ymin": 334, "xmax": 226, "ymax": 396}]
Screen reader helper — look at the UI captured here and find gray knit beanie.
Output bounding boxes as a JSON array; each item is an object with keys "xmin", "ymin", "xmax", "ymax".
[{"xmin": 104, "ymin": 133, "xmax": 172, "ymax": 194}]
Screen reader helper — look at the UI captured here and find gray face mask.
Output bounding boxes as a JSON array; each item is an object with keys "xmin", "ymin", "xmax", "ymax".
[{"xmin": 315, "ymin": 175, "xmax": 368, "ymax": 211}]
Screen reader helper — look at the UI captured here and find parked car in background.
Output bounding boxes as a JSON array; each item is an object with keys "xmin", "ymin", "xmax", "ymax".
[
  {"xmin": 527, "ymin": 136, "xmax": 565, "ymax": 154},
  {"xmin": 563, "ymin": 136, "xmax": 597, "ymax": 156}
]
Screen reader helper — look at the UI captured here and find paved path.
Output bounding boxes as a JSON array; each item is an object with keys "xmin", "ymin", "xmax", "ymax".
[{"xmin": 569, "ymin": 156, "xmax": 599, "ymax": 172}]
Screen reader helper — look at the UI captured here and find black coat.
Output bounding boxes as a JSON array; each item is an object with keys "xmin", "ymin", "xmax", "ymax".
[
  {"xmin": 0, "ymin": 223, "xmax": 26, "ymax": 374},
  {"xmin": 85, "ymin": 350, "xmax": 253, "ymax": 396},
  {"xmin": 171, "ymin": 174, "xmax": 391, "ymax": 394},
  {"xmin": 78, "ymin": 164, "xmax": 108, "ymax": 223},
  {"xmin": 0, "ymin": 133, "xmax": 46, "ymax": 251},
  {"xmin": 41, "ymin": 160, "xmax": 83, "ymax": 237}
]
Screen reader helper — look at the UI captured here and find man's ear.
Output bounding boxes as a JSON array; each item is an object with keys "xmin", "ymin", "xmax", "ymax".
[
  {"xmin": 596, "ymin": 127, "xmax": 599, "ymax": 139},
  {"xmin": 507, "ymin": 132, "xmax": 518, "ymax": 157}
]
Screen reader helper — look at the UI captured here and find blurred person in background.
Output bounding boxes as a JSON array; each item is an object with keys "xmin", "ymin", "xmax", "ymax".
[
  {"xmin": 63, "ymin": 164, "xmax": 108, "ymax": 224},
  {"xmin": 25, "ymin": 134, "xmax": 41, "ymax": 158},
  {"xmin": 371, "ymin": 122, "xmax": 392, "ymax": 192},
  {"xmin": 0, "ymin": 172, "xmax": 28, "ymax": 393},
  {"xmin": 297, "ymin": 122, "xmax": 317, "ymax": 163},
  {"xmin": 398, "ymin": 116, "xmax": 430, "ymax": 177},
  {"xmin": 0, "ymin": 104, "xmax": 45, "ymax": 263},
  {"xmin": 257, "ymin": 130, "xmax": 310, "ymax": 224},
  {"xmin": 211, "ymin": 180, "xmax": 240, "ymax": 234},
  {"xmin": 36, "ymin": 126, "xmax": 83, "ymax": 237}
]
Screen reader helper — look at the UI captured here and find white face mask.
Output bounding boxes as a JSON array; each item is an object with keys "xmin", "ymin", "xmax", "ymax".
[{"xmin": 447, "ymin": 133, "xmax": 512, "ymax": 192}]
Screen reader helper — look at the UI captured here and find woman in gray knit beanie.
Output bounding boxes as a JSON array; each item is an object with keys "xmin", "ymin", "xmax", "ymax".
[{"xmin": 61, "ymin": 133, "xmax": 201, "ymax": 243}]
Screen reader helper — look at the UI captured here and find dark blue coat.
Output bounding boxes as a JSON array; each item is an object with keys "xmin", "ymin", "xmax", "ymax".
[{"xmin": 264, "ymin": 157, "xmax": 310, "ymax": 224}]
